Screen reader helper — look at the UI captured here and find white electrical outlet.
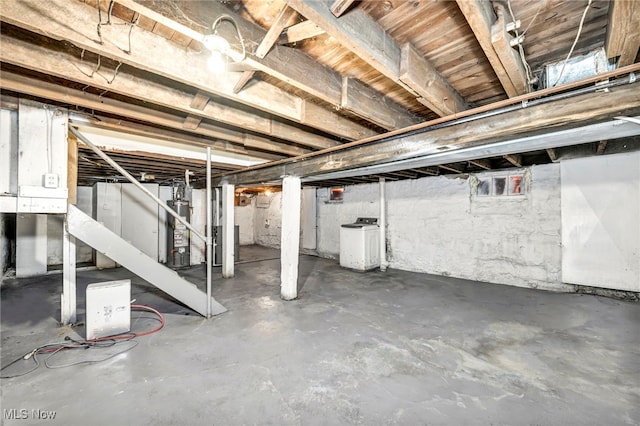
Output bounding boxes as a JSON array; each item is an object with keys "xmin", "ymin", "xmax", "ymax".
[{"xmin": 43, "ymin": 173, "xmax": 59, "ymax": 188}]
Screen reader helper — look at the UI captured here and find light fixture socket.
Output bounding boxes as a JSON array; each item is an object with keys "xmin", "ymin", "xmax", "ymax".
[{"xmin": 202, "ymin": 34, "xmax": 230, "ymax": 54}]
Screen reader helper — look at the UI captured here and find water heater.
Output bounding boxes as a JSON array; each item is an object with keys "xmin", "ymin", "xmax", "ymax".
[{"xmin": 167, "ymin": 182, "xmax": 191, "ymax": 269}]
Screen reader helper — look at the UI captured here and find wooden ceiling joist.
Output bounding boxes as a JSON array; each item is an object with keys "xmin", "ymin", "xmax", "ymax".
[
  {"xmin": 469, "ymin": 159, "xmax": 492, "ymax": 170},
  {"xmin": 596, "ymin": 140, "xmax": 608, "ymax": 155},
  {"xmin": 183, "ymin": 115, "xmax": 202, "ymax": 130},
  {"xmin": 411, "ymin": 168, "xmax": 440, "ymax": 176},
  {"xmin": 116, "ymin": 0, "xmax": 418, "ymax": 132},
  {"xmin": 69, "ymin": 114, "xmax": 286, "ymax": 162},
  {"xmin": 400, "ymin": 43, "xmax": 467, "ymax": 116},
  {"xmin": 503, "ymin": 154, "xmax": 523, "ymax": 167},
  {"xmin": 287, "ymin": 0, "xmax": 466, "ymax": 117},
  {"xmin": 605, "ymin": 0, "xmax": 640, "ymax": 67},
  {"xmin": 0, "ymin": 30, "xmax": 336, "ymax": 151},
  {"xmin": 189, "ymin": 91, "xmax": 210, "ymax": 110},
  {"xmin": 385, "ymin": 170, "xmax": 418, "ymax": 178},
  {"xmin": 438, "ymin": 164, "xmax": 466, "ymax": 174},
  {"xmin": 0, "ymin": 0, "xmax": 373, "ymax": 141},
  {"xmin": 491, "ymin": 3, "xmax": 529, "ymax": 94},
  {"xmin": 341, "ymin": 77, "xmax": 420, "ymax": 130},
  {"xmin": 456, "ymin": 0, "xmax": 528, "ymax": 97},
  {"xmin": 1, "ymin": 70, "xmax": 310, "ymax": 158},
  {"xmin": 76, "ymin": 146, "xmax": 239, "ymax": 186}
]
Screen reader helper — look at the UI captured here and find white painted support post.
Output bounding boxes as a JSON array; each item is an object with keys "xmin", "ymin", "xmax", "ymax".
[
  {"xmin": 221, "ymin": 182, "xmax": 235, "ymax": 278},
  {"xmin": 281, "ymin": 176, "xmax": 301, "ymax": 300},
  {"xmin": 379, "ymin": 177, "xmax": 387, "ymax": 271},
  {"xmin": 61, "ymin": 218, "xmax": 77, "ymax": 324},
  {"xmin": 206, "ymin": 147, "xmax": 212, "ymax": 318}
]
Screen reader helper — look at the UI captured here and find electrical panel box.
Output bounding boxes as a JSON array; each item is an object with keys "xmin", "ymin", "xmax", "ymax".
[{"xmin": 85, "ymin": 279, "xmax": 131, "ymax": 340}]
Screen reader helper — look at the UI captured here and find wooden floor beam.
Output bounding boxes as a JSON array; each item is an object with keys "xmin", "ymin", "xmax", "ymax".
[{"xmin": 214, "ymin": 82, "xmax": 640, "ymax": 185}]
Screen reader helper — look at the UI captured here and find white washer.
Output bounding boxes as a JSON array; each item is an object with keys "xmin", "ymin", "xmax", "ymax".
[{"xmin": 340, "ymin": 218, "xmax": 380, "ymax": 271}]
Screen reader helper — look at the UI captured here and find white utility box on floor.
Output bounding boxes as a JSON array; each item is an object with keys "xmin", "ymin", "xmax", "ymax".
[
  {"xmin": 340, "ymin": 218, "xmax": 380, "ymax": 271},
  {"xmin": 85, "ymin": 279, "xmax": 131, "ymax": 340}
]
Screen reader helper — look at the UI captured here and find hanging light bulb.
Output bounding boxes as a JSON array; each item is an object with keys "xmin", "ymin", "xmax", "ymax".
[
  {"xmin": 202, "ymin": 34, "xmax": 229, "ymax": 73},
  {"xmin": 202, "ymin": 33, "xmax": 230, "ymax": 54},
  {"xmin": 201, "ymin": 15, "xmax": 246, "ymax": 74}
]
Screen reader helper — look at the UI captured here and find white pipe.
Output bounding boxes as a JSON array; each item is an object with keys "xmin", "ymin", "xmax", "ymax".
[
  {"xmin": 214, "ymin": 188, "xmax": 220, "ymax": 227},
  {"xmin": 69, "ymin": 126, "xmax": 206, "ymax": 242},
  {"xmin": 379, "ymin": 177, "xmax": 387, "ymax": 272},
  {"xmin": 214, "ymin": 187, "xmax": 220, "ymax": 265},
  {"xmin": 206, "ymin": 147, "xmax": 212, "ymax": 318}
]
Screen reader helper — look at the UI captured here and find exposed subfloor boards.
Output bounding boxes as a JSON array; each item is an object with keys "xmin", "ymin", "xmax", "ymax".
[{"xmin": 1, "ymin": 245, "xmax": 638, "ymax": 425}]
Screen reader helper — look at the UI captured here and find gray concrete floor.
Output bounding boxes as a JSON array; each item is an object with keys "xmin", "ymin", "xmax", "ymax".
[{"xmin": 1, "ymin": 245, "xmax": 639, "ymax": 425}]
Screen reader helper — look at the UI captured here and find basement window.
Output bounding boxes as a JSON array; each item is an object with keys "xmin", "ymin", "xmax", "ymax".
[
  {"xmin": 509, "ymin": 175, "xmax": 523, "ymax": 195},
  {"xmin": 329, "ymin": 186, "xmax": 344, "ymax": 202},
  {"xmin": 477, "ymin": 173, "xmax": 525, "ymax": 197},
  {"xmin": 493, "ymin": 177, "xmax": 507, "ymax": 196}
]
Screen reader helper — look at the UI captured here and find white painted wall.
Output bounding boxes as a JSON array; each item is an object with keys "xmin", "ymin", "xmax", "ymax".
[
  {"xmin": 93, "ymin": 182, "xmax": 122, "ymax": 268},
  {"xmin": 314, "ymin": 164, "xmax": 570, "ymax": 292},
  {"xmin": 315, "ymin": 185, "xmax": 380, "ymax": 259},
  {"xmin": 46, "ymin": 214, "xmax": 64, "ymax": 266},
  {"xmin": 45, "ymin": 187, "xmax": 94, "ymax": 266},
  {"xmin": 93, "ymin": 183, "xmax": 204, "ymax": 266},
  {"xmin": 76, "ymin": 186, "xmax": 94, "ymax": 263},
  {"xmin": 16, "ymin": 214, "xmax": 47, "ymax": 277},
  {"xmin": 158, "ymin": 185, "xmax": 173, "ymax": 263},
  {"xmin": 121, "ymin": 183, "xmax": 160, "ymax": 260},
  {"xmin": 301, "ymin": 187, "xmax": 317, "ymax": 250},
  {"xmin": 16, "ymin": 99, "xmax": 68, "ymax": 214},
  {"xmin": 235, "ymin": 197, "xmax": 255, "ymax": 245},
  {"xmin": 0, "ymin": 109, "xmax": 18, "ymax": 196},
  {"xmin": 190, "ymin": 189, "xmax": 206, "ymax": 265},
  {"xmin": 389, "ymin": 165, "xmax": 566, "ymax": 291},
  {"xmin": 561, "ymin": 151, "xmax": 640, "ymax": 291},
  {"xmin": 254, "ymin": 192, "xmax": 283, "ymax": 248}
]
